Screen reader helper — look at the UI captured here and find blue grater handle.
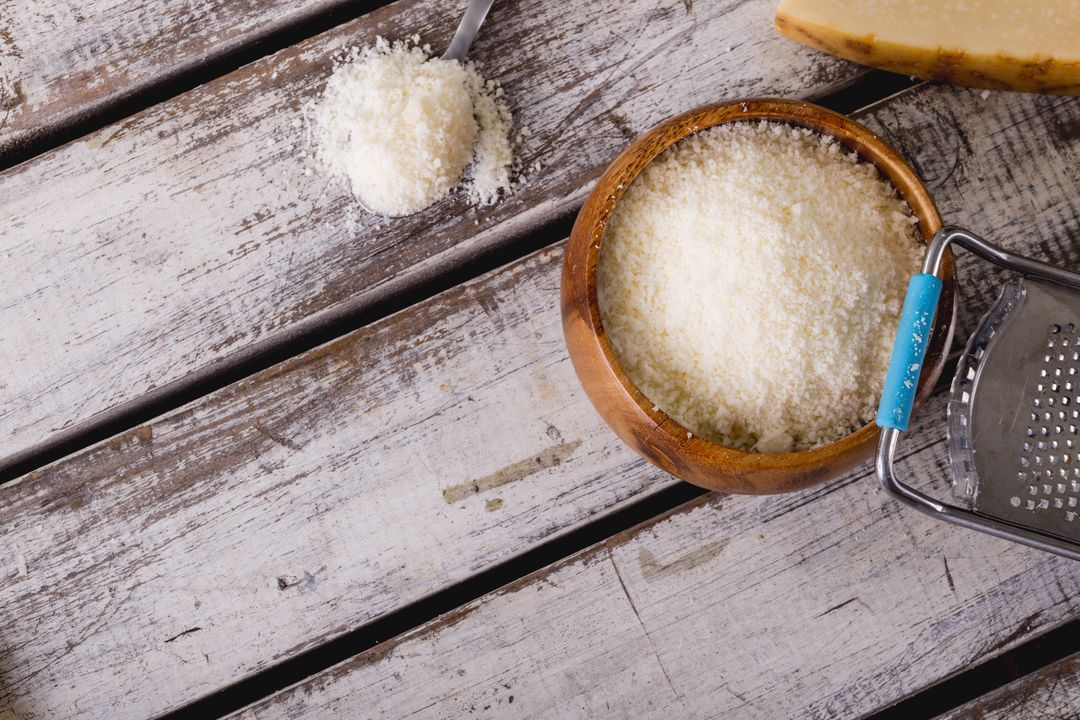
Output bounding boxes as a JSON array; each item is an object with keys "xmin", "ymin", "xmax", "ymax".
[{"xmin": 876, "ymin": 273, "xmax": 942, "ymax": 431}]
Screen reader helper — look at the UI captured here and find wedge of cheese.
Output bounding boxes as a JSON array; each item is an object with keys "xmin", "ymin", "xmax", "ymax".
[{"xmin": 775, "ymin": 0, "xmax": 1080, "ymax": 95}]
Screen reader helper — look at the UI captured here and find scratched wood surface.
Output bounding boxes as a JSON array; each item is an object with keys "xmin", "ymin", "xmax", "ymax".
[
  {"xmin": 0, "ymin": 0, "xmax": 862, "ymax": 470},
  {"xmin": 1, "ymin": 83, "xmax": 1078, "ymax": 719},
  {"xmin": 0, "ymin": 245, "xmax": 670, "ymax": 720},
  {"xmin": 228, "ymin": 389, "xmax": 1080, "ymax": 720},
  {"xmin": 937, "ymin": 653, "xmax": 1080, "ymax": 720},
  {"xmin": 0, "ymin": 0, "xmax": 357, "ymax": 155}
]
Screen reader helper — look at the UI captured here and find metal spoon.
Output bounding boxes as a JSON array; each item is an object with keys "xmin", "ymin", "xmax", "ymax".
[{"xmin": 443, "ymin": 0, "xmax": 495, "ymax": 62}]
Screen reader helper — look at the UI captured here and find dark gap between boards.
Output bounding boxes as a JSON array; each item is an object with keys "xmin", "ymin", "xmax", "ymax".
[
  {"xmin": 156, "ymin": 481, "xmax": 710, "ymax": 719},
  {"xmin": 0, "ymin": 0, "xmax": 395, "ymax": 171},
  {"xmin": 862, "ymin": 618, "xmax": 1080, "ymax": 720},
  {"xmin": 0, "ymin": 209, "xmax": 577, "ymax": 483}
]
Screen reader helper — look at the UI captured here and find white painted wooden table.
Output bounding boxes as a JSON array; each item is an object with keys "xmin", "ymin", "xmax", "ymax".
[{"xmin": 1, "ymin": 1, "xmax": 1078, "ymax": 719}]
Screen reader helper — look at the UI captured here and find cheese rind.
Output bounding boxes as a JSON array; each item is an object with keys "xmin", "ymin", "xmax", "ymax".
[{"xmin": 775, "ymin": 0, "xmax": 1080, "ymax": 95}]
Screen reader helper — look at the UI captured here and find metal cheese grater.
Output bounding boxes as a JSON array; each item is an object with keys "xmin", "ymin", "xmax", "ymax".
[{"xmin": 876, "ymin": 226, "xmax": 1080, "ymax": 561}]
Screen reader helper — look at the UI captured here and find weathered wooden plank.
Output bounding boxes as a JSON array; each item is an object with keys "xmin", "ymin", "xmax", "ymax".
[
  {"xmin": 2, "ymin": 85, "xmax": 1078, "ymax": 719},
  {"xmin": 0, "ymin": 244, "xmax": 666, "ymax": 720},
  {"xmin": 0, "ymin": 0, "xmax": 354, "ymax": 155},
  {"xmin": 936, "ymin": 653, "xmax": 1080, "ymax": 720},
  {"xmin": 228, "ymin": 389, "xmax": 1079, "ymax": 720},
  {"xmin": 0, "ymin": 0, "xmax": 863, "ymax": 468}
]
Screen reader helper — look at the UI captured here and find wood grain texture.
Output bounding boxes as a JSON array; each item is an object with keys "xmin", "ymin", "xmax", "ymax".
[
  {"xmin": 0, "ymin": 0, "xmax": 863, "ymax": 468},
  {"xmin": 0, "ymin": 245, "xmax": 670, "ymax": 720},
  {"xmin": 1, "ymin": 84, "xmax": 1077, "ymax": 719},
  {"xmin": 229, "ymin": 390, "xmax": 1080, "ymax": 720},
  {"xmin": 936, "ymin": 653, "xmax": 1080, "ymax": 720},
  {"xmin": 0, "ymin": 0, "xmax": 350, "ymax": 154}
]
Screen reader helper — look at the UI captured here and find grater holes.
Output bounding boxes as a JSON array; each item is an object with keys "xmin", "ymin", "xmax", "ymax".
[{"xmin": 1015, "ymin": 324, "xmax": 1080, "ymax": 525}]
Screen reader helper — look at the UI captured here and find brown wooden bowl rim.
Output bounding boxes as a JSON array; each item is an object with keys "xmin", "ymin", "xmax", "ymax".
[{"xmin": 562, "ymin": 97, "xmax": 957, "ymax": 486}]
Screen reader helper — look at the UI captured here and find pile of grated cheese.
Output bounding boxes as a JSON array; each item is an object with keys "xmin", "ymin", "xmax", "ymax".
[
  {"xmin": 597, "ymin": 121, "xmax": 922, "ymax": 453},
  {"xmin": 311, "ymin": 36, "xmax": 514, "ymax": 217}
]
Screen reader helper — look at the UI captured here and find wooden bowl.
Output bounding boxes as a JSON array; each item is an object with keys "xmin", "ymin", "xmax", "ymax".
[{"xmin": 561, "ymin": 98, "xmax": 957, "ymax": 494}]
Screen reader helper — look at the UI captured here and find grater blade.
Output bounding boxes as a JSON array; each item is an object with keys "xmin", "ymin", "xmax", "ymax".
[{"xmin": 949, "ymin": 277, "xmax": 1080, "ymax": 543}]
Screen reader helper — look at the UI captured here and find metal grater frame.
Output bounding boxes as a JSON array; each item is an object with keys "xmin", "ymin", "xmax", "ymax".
[{"xmin": 876, "ymin": 227, "xmax": 1080, "ymax": 562}]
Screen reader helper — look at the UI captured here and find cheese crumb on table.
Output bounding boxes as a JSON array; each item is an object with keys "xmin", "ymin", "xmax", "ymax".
[
  {"xmin": 597, "ymin": 121, "xmax": 921, "ymax": 453},
  {"xmin": 311, "ymin": 37, "xmax": 514, "ymax": 216}
]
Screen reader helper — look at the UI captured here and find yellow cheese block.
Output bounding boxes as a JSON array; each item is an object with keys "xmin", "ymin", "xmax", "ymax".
[{"xmin": 775, "ymin": 0, "xmax": 1080, "ymax": 95}]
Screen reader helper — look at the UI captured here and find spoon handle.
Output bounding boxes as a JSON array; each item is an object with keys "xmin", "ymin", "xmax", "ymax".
[{"xmin": 442, "ymin": 0, "xmax": 495, "ymax": 62}]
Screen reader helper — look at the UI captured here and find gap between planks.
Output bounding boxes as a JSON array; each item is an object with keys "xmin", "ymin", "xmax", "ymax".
[
  {"xmin": 931, "ymin": 646, "xmax": 1080, "ymax": 720},
  {"xmin": 873, "ymin": 620, "xmax": 1080, "ymax": 720}
]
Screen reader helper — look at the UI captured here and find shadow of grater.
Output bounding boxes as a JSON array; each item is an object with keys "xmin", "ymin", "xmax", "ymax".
[{"xmin": 876, "ymin": 226, "xmax": 1080, "ymax": 561}]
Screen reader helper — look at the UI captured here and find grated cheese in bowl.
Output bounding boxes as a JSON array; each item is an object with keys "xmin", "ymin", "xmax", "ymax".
[
  {"xmin": 311, "ymin": 36, "xmax": 514, "ymax": 216},
  {"xmin": 597, "ymin": 121, "xmax": 922, "ymax": 453}
]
